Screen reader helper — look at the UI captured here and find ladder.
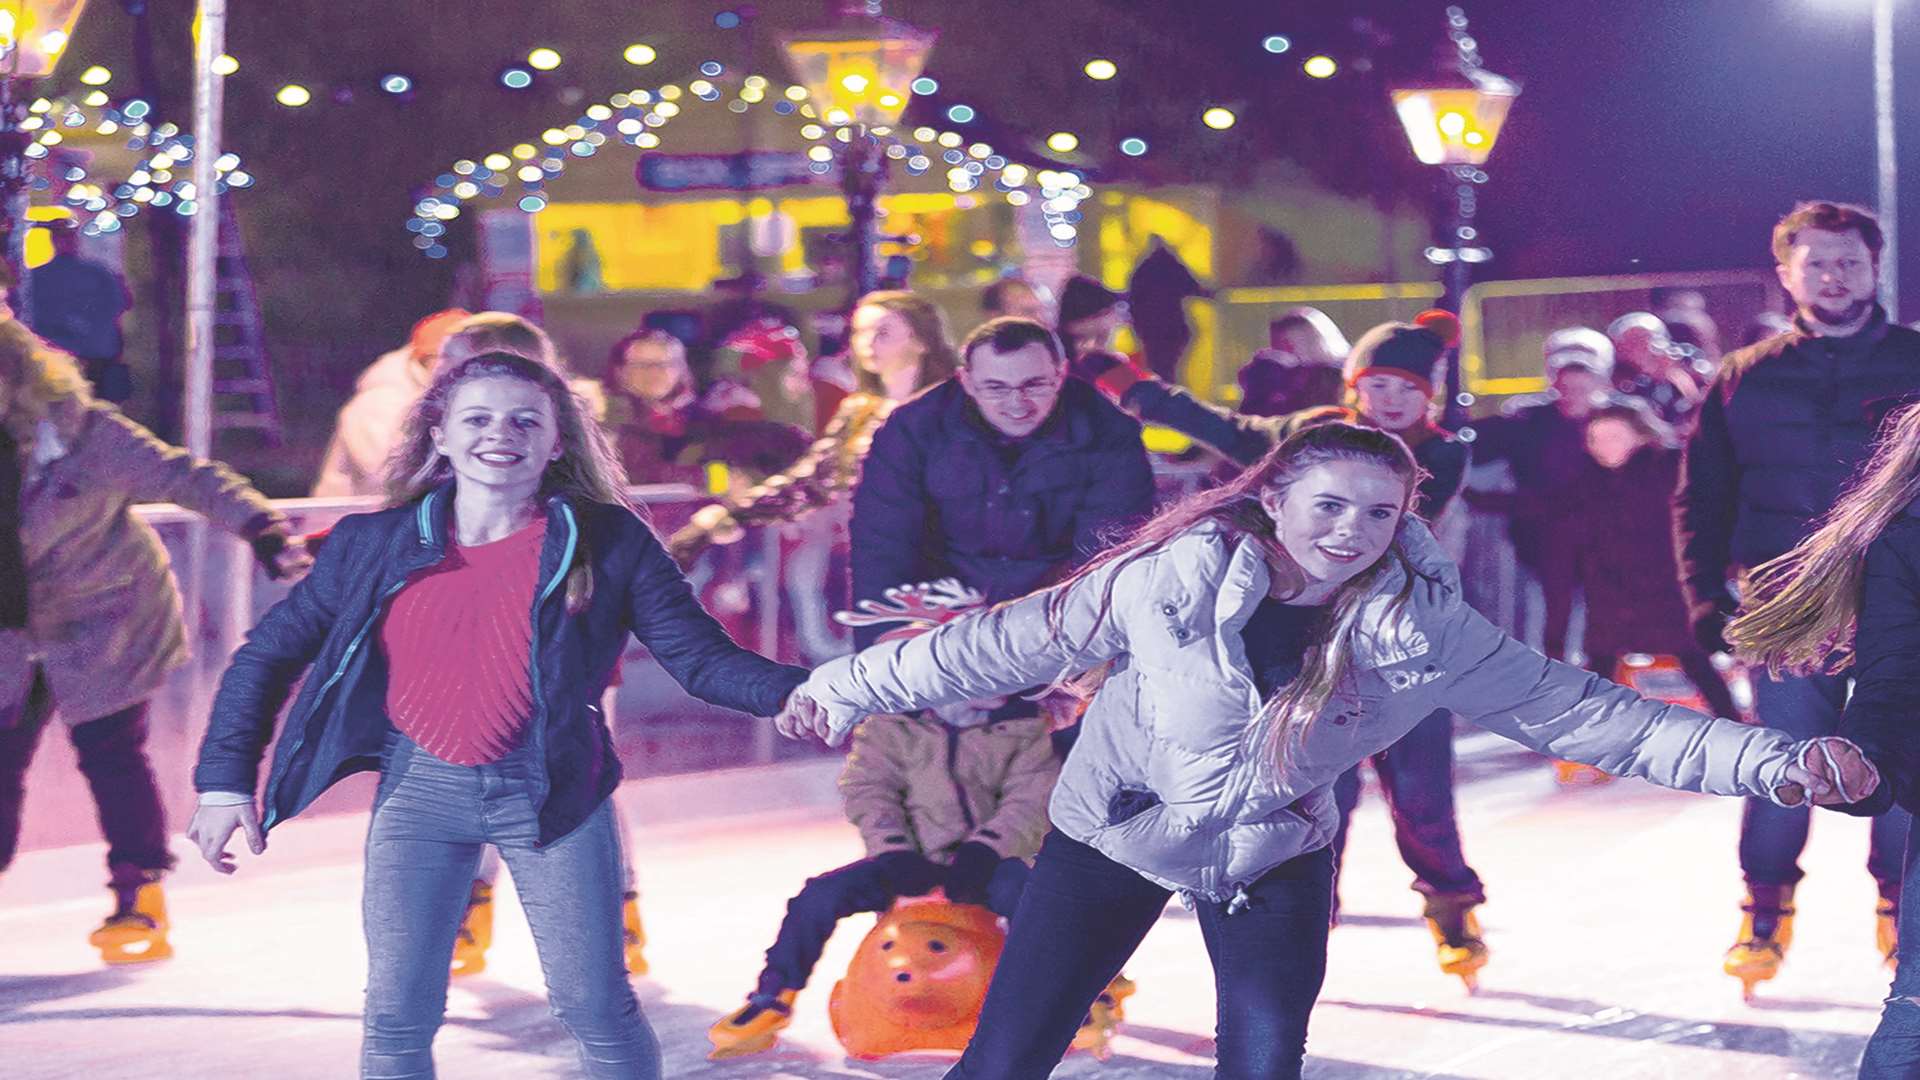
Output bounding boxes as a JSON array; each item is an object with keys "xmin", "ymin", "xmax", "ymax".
[{"xmin": 210, "ymin": 199, "xmax": 281, "ymax": 447}]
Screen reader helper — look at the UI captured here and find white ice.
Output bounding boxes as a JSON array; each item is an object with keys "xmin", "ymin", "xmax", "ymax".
[{"xmin": 0, "ymin": 732, "xmax": 1889, "ymax": 1078}]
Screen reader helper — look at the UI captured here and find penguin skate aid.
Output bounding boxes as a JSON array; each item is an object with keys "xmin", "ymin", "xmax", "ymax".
[
  {"xmin": 711, "ymin": 579, "xmax": 1131, "ymax": 1061},
  {"xmin": 778, "ymin": 420, "xmax": 1870, "ymax": 1077}
]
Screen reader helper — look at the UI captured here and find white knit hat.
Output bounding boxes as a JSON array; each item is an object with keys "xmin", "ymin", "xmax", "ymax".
[{"xmin": 1542, "ymin": 326, "xmax": 1615, "ymax": 378}]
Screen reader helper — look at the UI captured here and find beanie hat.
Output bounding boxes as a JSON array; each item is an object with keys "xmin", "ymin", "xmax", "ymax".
[
  {"xmin": 1342, "ymin": 309, "xmax": 1459, "ymax": 396},
  {"xmin": 1055, "ymin": 274, "xmax": 1126, "ymax": 328},
  {"xmin": 409, "ymin": 308, "xmax": 472, "ymax": 360},
  {"xmin": 1542, "ymin": 326, "xmax": 1615, "ymax": 378}
]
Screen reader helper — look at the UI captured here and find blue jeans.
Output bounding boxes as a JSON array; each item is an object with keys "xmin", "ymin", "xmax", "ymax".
[
  {"xmin": 757, "ymin": 853, "xmax": 1029, "ymax": 997},
  {"xmin": 946, "ymin": 830, "xmax": 1333, "ymax": 1080},
  {"xmin": 360, "ymin": 736, "xmax": 659, "ymax": 1080},
  {"xmin": 1863, "ymin": 833, "xmax": 1920, "ymax": 1076},
  {"xmin": 1742, "ymin": 671, "xmax": 1909, "ymax": 901},
  {"xmin": 1330, "ymin": 708, "xmax": 1485, "ymax": 912}
]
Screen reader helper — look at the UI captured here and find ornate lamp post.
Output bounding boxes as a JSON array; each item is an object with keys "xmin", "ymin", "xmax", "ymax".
[
  {"xmin": 0, "ymin": 0, "xmax": 89, "ymax": 294},
  {"xmin": 779, "ymin": 1, "xmax": 934, "ymax": 305},
  {"xmin": 1391, "ymin": 5, "xmax": 1517, "ymax": 424}
]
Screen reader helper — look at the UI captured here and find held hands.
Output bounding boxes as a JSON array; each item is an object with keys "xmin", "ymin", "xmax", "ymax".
[
  {"xmin": 1774, "ymin": 736, "xmax": 1881, "ymax": 808},
  {"xmin": 185, "ymin": 800, "xmax": 266, "ymax": 874},
  {"xmin": 774, "ymin": 690, "xmax": 838, "ymax": 744},
  {"xmin": 273, "ymin": 536, "xmax": 315, "ymax": 582}
]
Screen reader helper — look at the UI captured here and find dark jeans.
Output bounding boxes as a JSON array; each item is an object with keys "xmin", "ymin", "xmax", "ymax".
[
  {"xmin": 757, "ymin": 853, "xmax": 1030, "ymax": 997},
  {"xmin": 1743, "ymin": 670, "xmax": 1910, "ymax": 902},
  {"xmin": 1587, "ymin": 650, "xmax": 1740, "ymax": 725},
  {"xmin": 1862, "ymin": 831, "xmax": 1920, "ymax": 1077},
  {"xmin": 947, "ymin": 830, "xmax": 1333, "ymax": 1080},
  {"xmin": 0, "ymin": 668, "xmax": 173, "ymax": 890},
  {"xmin": 1331, "ymin": 709, "xmax": 1485, "ymax": 911}
]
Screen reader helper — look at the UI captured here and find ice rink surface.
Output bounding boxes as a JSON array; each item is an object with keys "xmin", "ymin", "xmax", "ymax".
[{"xmin": 0, "ymin": 734, "xmax": 1890, "ymax": 1078}]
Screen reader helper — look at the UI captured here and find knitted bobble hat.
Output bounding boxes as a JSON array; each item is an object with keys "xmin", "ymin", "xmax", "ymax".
[{"xmin": 1342, "ymin": 309, "xmax": 1460, "ymax": 396}]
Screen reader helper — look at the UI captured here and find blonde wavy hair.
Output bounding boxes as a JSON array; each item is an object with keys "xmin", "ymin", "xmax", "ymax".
[
  {"xmin": 0, "ymin": 319, "xmax": 91, "ymax": 447},
  {"xmin": 1045, "ymin": 421, "xmax": 1424, "ymax": 777},
  {"xmin": 385, "ymin": 351, "xmax": 633, "ymax": 614},
  {"xmin": 1728, "ymin": 400, "xmax": 1920, "ymax": 675}
]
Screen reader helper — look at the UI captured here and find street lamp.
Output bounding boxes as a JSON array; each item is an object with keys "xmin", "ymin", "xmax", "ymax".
[
  {"xmin": 779, "ymin": 1, "xmax": 934, "ymax": 304},
  {"xmin": 1391, "ymin": 4, "xmax": 1517, "ymax": 425},
  {"xmin": 0, "ymin": 0, "xmax": 90, "ymax": 294}
]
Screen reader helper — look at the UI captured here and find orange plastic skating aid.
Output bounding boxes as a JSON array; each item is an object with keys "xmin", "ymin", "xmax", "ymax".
[
  {"xmin": 89, "ymin": 882, "xmax": 172, "ymax": 965},
  {"xmin": 828, "ymin": 899, "xmax": 1005, "ymax": 1060},
  {"xmin": 622, "ymin": 891, "xmax": 648, "ymax": 977},
  {"xmin": 707, "ymin": 989, "xmax": 798, "ymax": 1059},
  {"xmin": 450, "ymin": 879, "xmax": 493, "ymax": 978}
]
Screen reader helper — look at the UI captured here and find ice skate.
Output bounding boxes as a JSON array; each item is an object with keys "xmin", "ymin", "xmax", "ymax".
[
  {"xmin": 1552, "ymin": 759, "xmax": 1611, "ymax": 786},
  {"xmin": 1070, "ymin": 973, "xmax": 1135, "ymax": 1059},
  {"xmin": 1878, "ymin": 897, "xmax": 1898, "ymax": 968},
  {"xmin": 707, "ymin": 989, "xmax": 796, "ymax": 1059},
  {"xmin": 88, "ymin": 882, "xmax": 171, "ymax": 965},
  {"xmin": 450, "ymin": 879, "xmax": 493, "ymax": 978},
  {"xmin": 622, "ymin": 890, "xmax": 648, "ymax": 976},
  {"xmin": 1724, "ymin": 886, "xmax": 1794, "ymax": 1002},
  {"xmin": 1425, "ymin": 895, "xmax": 1489, "ymax": 992}
]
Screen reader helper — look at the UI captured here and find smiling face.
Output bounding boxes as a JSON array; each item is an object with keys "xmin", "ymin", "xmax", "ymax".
[
  {"xmin": 1352, "ymin": 372, "xmax": 1429, "ymax": 433},
  {"xmin": 1778, "ymin": 226, "xmax": 1879, "ymax": 329},
  {"xmin": 431, "ymin": 375, "xmax": 563, "ymax": 499},
  {"xmin": 959, "ymin": 340, "xmax": 1064, "ymax": 438},
  {"xmin": 1262, "ymin": 459, "xmax": 1408, "ymax": 603}
]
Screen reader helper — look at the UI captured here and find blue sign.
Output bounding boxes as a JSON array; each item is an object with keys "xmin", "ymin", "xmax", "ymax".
[{"xmin": 636, "ymin": 152, "xmax": 824, "ymax": 193}]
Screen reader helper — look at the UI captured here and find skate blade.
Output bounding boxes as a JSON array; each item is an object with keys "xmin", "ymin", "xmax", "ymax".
[
  {"xmin": 706, "ymin": 1032, "xmax": 779, "ymax": 1060},
  {"xmin": 98, "ymin": 937, "xmax": 173, "ymax": 965}
]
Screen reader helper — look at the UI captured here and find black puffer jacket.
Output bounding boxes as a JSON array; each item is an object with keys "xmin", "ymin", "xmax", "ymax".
[
  {"xmin": 1676, "ymin": 309, "xmax": 1920, "ymax": 647},
  {"xmin": 849, "ymin": 378, "xmax": 1154, "ymax": 646},
  {"xmin": 195, "ymin": 486, "xmax": 806, "ymax": 844}
]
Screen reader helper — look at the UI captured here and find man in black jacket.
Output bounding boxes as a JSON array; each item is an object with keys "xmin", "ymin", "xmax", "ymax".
[
  {"xmin": 1675, "ymin": 200, "xmax": 1920, "ymax": 992},
  {"xmin": 850, "ymin": 317, "xmax": 1155, "ymax": 646}
]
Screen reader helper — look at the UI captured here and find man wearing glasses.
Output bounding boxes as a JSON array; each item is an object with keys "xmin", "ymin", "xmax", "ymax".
[{"xmin": 848, "ymin": 316, "xmax": 1155, "ymax": 646}]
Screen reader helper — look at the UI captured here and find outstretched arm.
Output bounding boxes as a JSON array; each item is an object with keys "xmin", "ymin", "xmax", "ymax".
[
  {"xmin": 797, "ymin": 550, "xmax": 1144, "ymax": 742},
  {"xmin": 1433, "ymin": 604, "xmax": 1809, "ymax": 803}
]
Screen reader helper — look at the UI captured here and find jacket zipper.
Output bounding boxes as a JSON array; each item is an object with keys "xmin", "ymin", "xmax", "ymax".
[
  {"xmin": 522, "ymin": 501, "xmax": 579, "ymax": 847},
  {"xmin": 945, "ymin": 724, "xmax": 976, "ymax": 830},
  {"xmin": 265, "ymin": 497, "xmax": 441, "ymax": 830}
]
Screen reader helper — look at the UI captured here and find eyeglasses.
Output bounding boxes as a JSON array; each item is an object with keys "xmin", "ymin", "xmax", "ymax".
[{"xmin": 973, "ymin": 377, "xmax": 1062, "ymax": 404}]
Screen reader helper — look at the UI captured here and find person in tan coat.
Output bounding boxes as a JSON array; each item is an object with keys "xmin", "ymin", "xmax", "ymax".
[{"xmin": 0, "ymin": 318, "xmax": 307, "ymax": 963}]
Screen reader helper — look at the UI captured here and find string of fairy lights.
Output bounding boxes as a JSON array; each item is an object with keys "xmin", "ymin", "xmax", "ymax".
[
  {"xmin": 18, "ymin": 73, "xmax": 256, "ymax": 237},
  {"xmin": 405, "ymin": 59, "xmax": 1094, "ymax": 261}
]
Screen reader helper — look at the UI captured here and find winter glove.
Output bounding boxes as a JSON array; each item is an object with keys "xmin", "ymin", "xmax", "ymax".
[
  {"xmin": 1688, "ymin": 599, "xmax": 1733, "ymax": 654},
  {"xmin": 871, "ymin": 850, "xmax": 944, "ymax": 897},
  {"xmin": 1070, "ymin": 349, "xmax": 1145, "ymax": 403},
  {"xmin": 942, "ymin": 841, "xmax": 1002, "ymax": 905}
]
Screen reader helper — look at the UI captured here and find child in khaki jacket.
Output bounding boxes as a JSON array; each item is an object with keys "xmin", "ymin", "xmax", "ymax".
[{"xmin": 710, "ymin": 580, "xmax": 1098, "ymax": 1058}]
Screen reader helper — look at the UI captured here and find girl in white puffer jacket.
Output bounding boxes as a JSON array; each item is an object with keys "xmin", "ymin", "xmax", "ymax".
[{"xmin": 784, "ymin": 421, "xmax": 1871, "ymax": 1080}]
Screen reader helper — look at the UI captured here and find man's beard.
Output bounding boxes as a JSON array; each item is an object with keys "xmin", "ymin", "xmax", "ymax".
[{"xmin": 1807, "ymin": 295, "xmax": 1876, "ymax": 328}]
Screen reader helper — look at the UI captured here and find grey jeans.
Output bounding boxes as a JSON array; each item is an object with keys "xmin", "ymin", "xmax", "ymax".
[{"xmin": 360, "ymin": 735, "xmax": 660, "ymax": 1079}]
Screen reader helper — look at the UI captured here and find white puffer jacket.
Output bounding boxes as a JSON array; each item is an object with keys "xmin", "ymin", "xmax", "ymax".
[{"xmin": 801, "ymin": 517, "xmax": 1804, "ymax": 902}]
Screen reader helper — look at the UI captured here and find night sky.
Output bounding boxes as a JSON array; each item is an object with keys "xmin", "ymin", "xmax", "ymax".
[{"xmin": 50, "ymin": 1, "xmax": 1918, "ymax": 334}]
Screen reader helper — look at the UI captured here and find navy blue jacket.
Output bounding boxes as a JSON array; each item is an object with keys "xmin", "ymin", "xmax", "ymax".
[
  {"xmin": 1678, "ymin": 310, "xmax": 1920, "ymax": 644},
  {"xmin": 194, "ymin": 486, "xmax": 806, "ymax": 845},
  {"xmin": 1836, "ymin": 507, "xmax": 1920, "ymax": 818},
  {"xmin": 849, "ymin": 378, "xmax": 1154, "ymax": 646}
]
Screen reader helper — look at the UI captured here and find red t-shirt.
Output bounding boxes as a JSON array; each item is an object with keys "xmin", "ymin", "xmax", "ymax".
[{"xmin": 380, "ymin": 515, "xmax": 547, "ymax": 765}]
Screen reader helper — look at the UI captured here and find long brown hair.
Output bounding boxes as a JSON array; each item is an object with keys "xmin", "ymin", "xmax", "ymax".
[
  {"xmin": 852, "ymin": 290, "xmax": 959, "ymax": 395},
  {"xmin": 0, "ymin": 319, "xmax": 91, "ymax": 449},
  {"xmin": 1046, "ymin": 421, "xmax": 1423, "ymax": 775},
  {"xmin": 386, "ymin": 351, "xmax": 633, "ymax": 614},
  {"xmin": 1729, "ymin": 400, "xmax": 1920, "ymax": 674}
]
